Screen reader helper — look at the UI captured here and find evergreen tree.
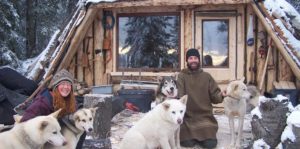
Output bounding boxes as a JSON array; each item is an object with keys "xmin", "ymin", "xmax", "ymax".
[{"xmin": 122, "ymin": 15, "xmax": 179, "ymax": 69}]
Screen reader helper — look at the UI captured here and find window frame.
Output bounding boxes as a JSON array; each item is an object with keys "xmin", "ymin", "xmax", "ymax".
[
  {"xmin": 201, "ymin": 19, "xmax": 230, "ymax": 68},
  {"xmin": 116, "ymin": 12, "xmax": 181, "ymax": 72}
]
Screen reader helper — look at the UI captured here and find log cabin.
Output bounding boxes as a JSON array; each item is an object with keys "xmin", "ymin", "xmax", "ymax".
[{"xmin": 30, "ymin": 0, "xmax": 300, "ymax": 104}]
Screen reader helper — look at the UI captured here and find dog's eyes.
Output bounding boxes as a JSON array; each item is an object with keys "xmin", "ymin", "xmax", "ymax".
[
  {"xmin": 164, "ymin": 82, "xmax": 168, "ymax": 85},
  {"xmin": 172, "ymin": 111, "xmax": 175, "ymax": 114},
  {"xmin": 89, "ymin": 118, "xmax": 92, "ymax": 121},
  {"xmin": 180, "ymin": 110, "xmax": 183, "ymax": 113},
  {"xmin": 82, "ymin": 119, "xmax": 86, "ymax": 122},
  {"xmin": 53, "ymin": 131, "xmax": 57, "ymax": 134}
]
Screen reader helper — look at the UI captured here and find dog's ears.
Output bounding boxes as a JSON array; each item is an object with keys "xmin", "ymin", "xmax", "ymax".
[
  {"xmin": 50, "ymin": 109, "xmax": 62, "ymax": 118},
  {"xmin": 179, "ymin": 95, "xmax": 188, "ymax": 105},
  {"xmin": 157, "ymin": 76, "xmax": 163, "ymax": 82},
  {"xmin": 171, "ymin": 72, "xmax": 179, "ymax": 80},
  {"xmin": 162, "ymin": 103, "xmax": 170, "ymax": 110},
  {"xmin": 90, "ymin": 107, "xmax": 98, "ymax": 116},
  {"xmin": 73, "ymin": 114, "xmax": 80, "ymax": 122},
  {"xmin": 40, "ymin": 121, "xmax": 49, "ymax": 130}
]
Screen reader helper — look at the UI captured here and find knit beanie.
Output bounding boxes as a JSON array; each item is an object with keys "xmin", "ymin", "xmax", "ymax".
[
  {"xmin": 186, "ymin": 48, "xmax": 200, "ymax": 61},
  {"xmin": 48, "ymin": 69, "xmax": 74, "ymax": 89}
]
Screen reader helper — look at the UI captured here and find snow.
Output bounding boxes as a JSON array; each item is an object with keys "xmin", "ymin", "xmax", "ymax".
[
  {"xmin": 274, "ymin": 19, "xmax": 300, "ymax": 66},
  {"xmin": 280, "ymin": 107, "xmax": 300, "ymax": 143},
  {"xmin": 251, "ymin": 106, "xmax": 262, "ymax": 119},
  {"xmin": 251, "ymin": 95, "xmax": 291, "ymax": 119},
  {"xmin": 24, "ymin": 30, "xmax": 60, "ymax": 79},
  {"xmin": 287, "ymin": 108, "xmax": 300, "ymax": 127},
  {"xmin": 253, "ymin": 139, "xmax": 270, "ymax": 149},
  {"xmin": 263, "ymin": 0, "xmax": 300, "ymax": 66},
  {"xmin": 281, "ymin": 124, "xmax": 296, "ymax": 142}
]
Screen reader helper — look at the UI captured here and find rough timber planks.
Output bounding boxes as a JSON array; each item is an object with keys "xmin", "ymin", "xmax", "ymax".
[
  {"xmin": 251, "ymin": 1, "xmax": 300, "ymax": 80},
  {"xmin": 58, "ymin": 7, "xmax": 98, "ymax": 71}
]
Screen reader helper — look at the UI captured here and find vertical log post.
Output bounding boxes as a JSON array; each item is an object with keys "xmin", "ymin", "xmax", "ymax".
[{"xmin": 83, "ymin": 94, "xmax": 113, "ymax": 149}]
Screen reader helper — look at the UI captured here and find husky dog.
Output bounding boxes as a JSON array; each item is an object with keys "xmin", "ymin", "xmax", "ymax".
[
  {"xmin": 151, "ymin": 76, "xmax": 178, "ymax": 109},
  {"xmin": 120, "ymin": 95, "xmax": 188, "ymax": 149},
  {"xmin": 0, "ymin": 109, "xmax": 66, "ymax": 149},
  {"xmin": 246, "ymin": 85, "xmax": 260, "ymax": 113},
  {"xmin": 44, "ymin": 107, "xmax": 98, "ymax": 149},
  {"xmin": 223, "ymin": 77, "xmax": 251, "ymax": 148}
]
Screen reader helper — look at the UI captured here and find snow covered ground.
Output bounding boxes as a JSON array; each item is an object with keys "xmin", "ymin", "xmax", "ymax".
[{"xmin": 110, "ymin": 109, "xmax": 253, "ymax": 149}]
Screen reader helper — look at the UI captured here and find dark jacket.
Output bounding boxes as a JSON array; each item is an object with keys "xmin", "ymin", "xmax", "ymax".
[
  {"xmin": 20, "ymin": 89, "xmax": 53, "ymax": 122},
  {"xmin": 177, "ymin": 68, "xmax": 223, "ymax": 141}
]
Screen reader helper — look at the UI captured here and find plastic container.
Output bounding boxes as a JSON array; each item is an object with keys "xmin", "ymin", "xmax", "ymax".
[
  {"xmin": 117, "ymin": 89, "xmax": 154, "ymax": 112},
  {"xmin": 91, "ymin": 85, "xmax": 113, "ymax": 94}
]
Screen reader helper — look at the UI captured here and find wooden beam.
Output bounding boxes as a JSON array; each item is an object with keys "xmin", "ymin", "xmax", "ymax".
[
  {"xmin": 251, "ymin": 2, "xmax": 300, "ymax": 80},
  {"xmin": 92, "ymin": 0, "xmax": 250, "ymax": 9},
  {"xmin": 58, "ymin": 8, "xmax": 98, "ymax": 70}
]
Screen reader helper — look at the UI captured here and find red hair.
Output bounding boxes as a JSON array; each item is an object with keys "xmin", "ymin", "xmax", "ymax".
[{"xmin": 52, "ymin": 88, "xmax": 76, "ymax": 118}]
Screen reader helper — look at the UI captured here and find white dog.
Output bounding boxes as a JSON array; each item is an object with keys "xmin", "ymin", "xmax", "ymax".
[
  {"xmin": 120, "ymin": 95, "xmax": 188, "ymax": 149},
  {"xmin": 44, "ymin": 107, "xmax": 98, "ymax": 149},
  {"xmin": 0, "ymin": 109, "xmax": 66, "ymax": 149},
  {"xmin": 223, "ymin": 77, "xmax": 251, "ymax": 148}
]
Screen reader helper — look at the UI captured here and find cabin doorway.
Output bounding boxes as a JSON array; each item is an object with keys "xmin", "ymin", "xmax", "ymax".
[{"xmin": 195, "ymin": 11, "xmax": 240, "ymax": 82}]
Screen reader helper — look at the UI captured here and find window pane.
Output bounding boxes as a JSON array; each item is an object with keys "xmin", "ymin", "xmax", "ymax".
[
  {"xmin": 202, "ymin": 20, "xmax": 229, "ymax": 67},
  {"xmin": 118, "ymin": 13, "xmax": 180, "ymax": 71}
]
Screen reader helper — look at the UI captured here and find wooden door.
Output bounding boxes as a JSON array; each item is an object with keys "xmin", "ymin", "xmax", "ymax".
[{"xmin": 195, "ymin": 13, "xmax": 238, "ymax": 81}]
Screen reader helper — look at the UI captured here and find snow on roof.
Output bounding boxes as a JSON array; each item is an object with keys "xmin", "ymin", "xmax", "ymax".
[
  {"xmin": 263, "ymin": 0, "xmax": 300, "ymax": 66},
  {"xmin": 25, "ymin": 30, "xmax": 60, "ymax": 79}
]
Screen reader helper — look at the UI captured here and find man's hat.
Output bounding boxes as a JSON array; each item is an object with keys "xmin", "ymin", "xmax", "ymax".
[{"xmin": 186, "ymin": 48, "xmax": 200, "ymax": 61}]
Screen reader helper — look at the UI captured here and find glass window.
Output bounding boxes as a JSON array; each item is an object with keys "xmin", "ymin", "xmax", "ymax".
[
  {"xmin": 117, "ymin": 13, "xmax": 180, "ymax": 71},
  {"xmin": 202, "ymin": 20, "xmax": 229, "ymax": 67}
]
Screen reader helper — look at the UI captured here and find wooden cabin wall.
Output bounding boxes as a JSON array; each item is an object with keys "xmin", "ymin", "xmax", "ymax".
[{"xmin": 250, "ymin": 10, "xmax": 295, "ymax": 92}]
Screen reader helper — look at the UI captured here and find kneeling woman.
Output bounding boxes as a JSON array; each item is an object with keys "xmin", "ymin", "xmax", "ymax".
[{"xmin": 20, "ymin": 69, "xmax": 85, "ymax": 149}]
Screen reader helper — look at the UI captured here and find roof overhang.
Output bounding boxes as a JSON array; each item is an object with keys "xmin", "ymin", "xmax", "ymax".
[{"xmin": 89, "ymin": 0, "xmax": 251, "ymax": 9}]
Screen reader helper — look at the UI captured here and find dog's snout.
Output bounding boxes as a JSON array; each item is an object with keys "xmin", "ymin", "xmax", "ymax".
[
  {"xmin": 88, "ymin": 128, "xmax": 93, "ymax": 132},
  {"xmin": 177, "ymin": 119, "xmax": 182, "ymax": 124},
  {"xmin": 63, "ymin": 141, "xmax": 67, "ymax": 146},
  {"xmin": 170, "ymin": 87, "xmax": 174, "ymax": 91}
]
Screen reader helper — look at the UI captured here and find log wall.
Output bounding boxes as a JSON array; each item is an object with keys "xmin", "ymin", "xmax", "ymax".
[{"xmin": 62, "ymin": 3, "xmax": 296, "ymax": 92}]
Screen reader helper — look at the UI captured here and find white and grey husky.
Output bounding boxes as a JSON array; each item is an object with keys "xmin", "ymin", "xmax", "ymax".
[{"xmin": 151, "ymin": 76, "xmax": 178, "ymax": 109}]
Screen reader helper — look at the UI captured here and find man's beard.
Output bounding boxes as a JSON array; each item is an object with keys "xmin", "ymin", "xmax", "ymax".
[{"xmin": 187, "ymin": 62, "xmax": 200, "ymax": 71}]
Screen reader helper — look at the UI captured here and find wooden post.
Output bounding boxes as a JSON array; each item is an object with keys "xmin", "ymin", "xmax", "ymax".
[{"xmin": 83, "ymin": 94, "xmax": 113, "ymax": 149}]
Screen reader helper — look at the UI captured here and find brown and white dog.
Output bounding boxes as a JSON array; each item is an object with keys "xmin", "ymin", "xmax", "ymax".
[
  {"xmin": 223, "ymin": 77, "xmax": 251, "ymax": 148},
  {"xmin": 44, "ymin": 107, "xmax": 98, "ymax": 149}
]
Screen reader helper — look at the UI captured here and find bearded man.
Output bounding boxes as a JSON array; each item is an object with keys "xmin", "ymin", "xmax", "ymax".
[{"xmin": 177, "ymin": 48, "xmax": 225, "ymax": 149}]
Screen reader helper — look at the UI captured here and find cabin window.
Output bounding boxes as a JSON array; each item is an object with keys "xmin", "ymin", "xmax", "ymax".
[
  {"xmin": 202, "ymin": 19, "xmax": 229, "ymax": 67},
  {"xmin": 117, "ymin": 13, "xmax": 181, "ymax": 72}
]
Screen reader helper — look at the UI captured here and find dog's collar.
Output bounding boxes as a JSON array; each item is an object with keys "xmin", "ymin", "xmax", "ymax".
[
  {"xmin": 61, "ymin": 116, "xmax": 82, "ymax": 135},
  {"xmin": 226, "ymin": 95, "xmax": 240, "ymax": 100},
  {"xmin": 19, "ymin": 125, "xmax": 42, "ymax": 149}
]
